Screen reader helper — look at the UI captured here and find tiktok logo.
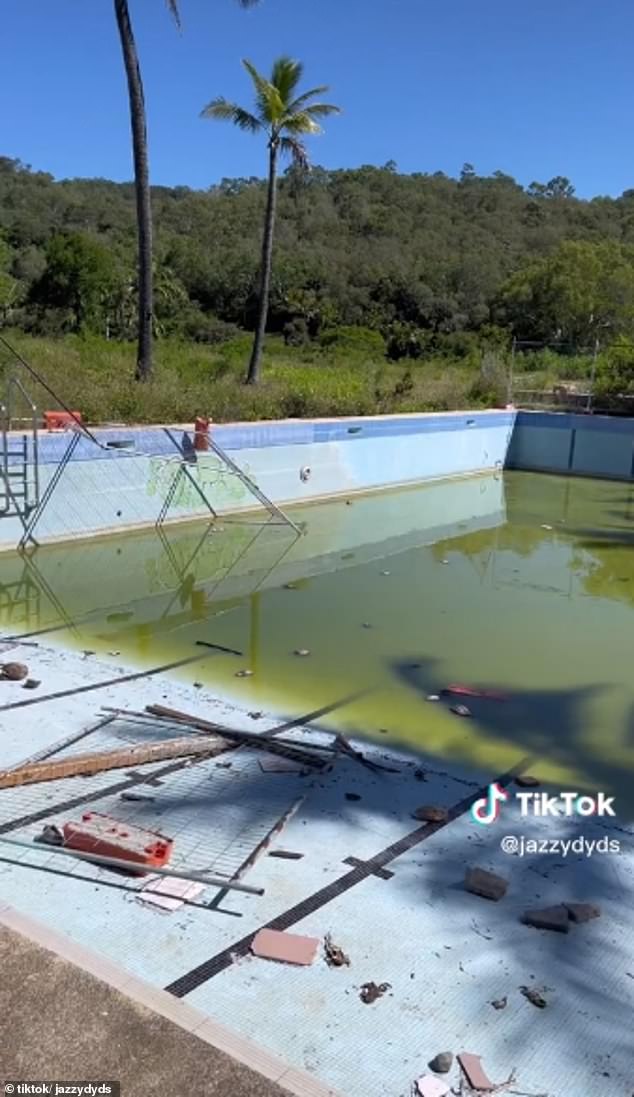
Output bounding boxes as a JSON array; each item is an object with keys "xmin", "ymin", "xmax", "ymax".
[{"xmin": 470, "ymin": 782, "xmax": 509, "ymax": 825}]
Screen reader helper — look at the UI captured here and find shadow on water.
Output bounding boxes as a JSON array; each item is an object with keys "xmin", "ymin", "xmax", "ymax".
[{"xmin": 388, "ymin": 655, "xmax": 634, "ymax": 813}]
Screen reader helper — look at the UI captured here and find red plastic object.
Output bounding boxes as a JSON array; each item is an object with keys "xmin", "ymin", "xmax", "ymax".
[
  {"xmin": 62, "ymin": 811, "xmax": 173, "ymax": 869},
  {"xmin": 44, "ymin": 410, "xmax": 83, "ymax": 432},
  {"xmin": 442, "ymin": 684, "xmax": 508, "ymax": 701},
  {"xmin": 194, "ymin": 416, "xmax": 210, "ymax": 451}
]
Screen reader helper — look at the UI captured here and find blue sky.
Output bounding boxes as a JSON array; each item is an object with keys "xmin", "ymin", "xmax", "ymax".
[{"xmin": 2, "ymin": 0, "xmax": 633, "ymax": 197}]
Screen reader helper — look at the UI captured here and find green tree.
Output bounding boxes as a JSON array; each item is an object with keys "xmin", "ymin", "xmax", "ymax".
[
  {"xmin": 499, "ymin": 240, "xmax": 634, "ymax": 345},
  {"xmin": 113, "ymin": 0, "xmax": 259, "ymax": 382},
  {"xmin": 0, "ymin": 236, "xmax": 19, "ymax": 320},
  {"xmin": 202, "ymin": 57, "xmax": 340, "ymax": 384},
  {"xmin": 33, "ymin": 232, "xmax": 121, "ymax": 332}
]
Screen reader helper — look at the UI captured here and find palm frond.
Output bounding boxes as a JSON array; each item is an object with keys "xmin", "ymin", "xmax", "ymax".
[
  {"xmin": 279, "ymin": 137, "xmax": 309, "ymax": 168},
  {"xmin": 270, "ymin": 57, "xmax": 303, "ymax": 104},
  {"xmin": 165, "ymin": 0, "xmax": 181, "ymax": 28},
  {"xmin": 201, "ymin": 97, "xmax": 262, "ymax": 133},
  {"xmin": 287, "ymin": 85, "xmax": 330, "ymax": 113},
  {"xmin": 303, "ymin": 103, "xmax": 342, "ymax": 119},
  {"xmin": 242, "ymin": 58, "xmax": 282, "ymax": 123},
  {"xmin": 282, "ymin": 111, "xmax": 323, "ymax": 137}
]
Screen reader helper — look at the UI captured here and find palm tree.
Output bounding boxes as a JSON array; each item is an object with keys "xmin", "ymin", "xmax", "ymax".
[
  {"xmin": 113, "ymin": 1, "xmax": 259, "ymax": 382},
  {"xmin": 202, "ymin": 58, "xmax": 340, "ymax": 384}
]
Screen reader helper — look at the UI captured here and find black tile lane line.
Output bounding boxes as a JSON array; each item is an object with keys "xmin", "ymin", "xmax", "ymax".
[{"xmin": 164, "ymin": 754, "xmax": 533, "ymax": 998}]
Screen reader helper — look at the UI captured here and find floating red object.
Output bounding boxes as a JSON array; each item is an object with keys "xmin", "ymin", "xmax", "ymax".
[{"xmin": 442, "ymin": 684, "xmax": 508, "ymax": 701}]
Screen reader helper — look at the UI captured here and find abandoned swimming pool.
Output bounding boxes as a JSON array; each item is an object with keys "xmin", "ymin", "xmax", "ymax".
[{"xmin": 1, "ymin": 468, "xmax": 633, "ymax": 812}]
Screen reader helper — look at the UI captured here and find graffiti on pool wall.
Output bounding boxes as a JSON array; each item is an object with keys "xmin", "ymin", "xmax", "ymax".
[{"xmin": 146, "ymin": 454, "xmax": 251, "ymax": 512}]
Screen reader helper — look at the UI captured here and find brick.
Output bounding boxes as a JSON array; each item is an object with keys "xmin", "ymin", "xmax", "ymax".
[
  {"xmin": 464, "ymin": 867, "xmax": 508, "ymax": 901},
  {"xmin": 564, "ymin": 902, "xmax": 601, "ymax": 924},
  {"xmin": 413, "ymin": 806, "xmax": 449, "ymax": 823},
  {"xmin": 523, "ymin": 905, "xmax": 570, "ymax": 932}
]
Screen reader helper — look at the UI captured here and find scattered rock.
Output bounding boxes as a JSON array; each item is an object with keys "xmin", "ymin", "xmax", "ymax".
[
  {"xmin": 345, "ymin": 792, "xmax": 361, "ymax": 802},
  {"xmin": 380, "ymin": 570, "xmax": 391, "ymax": 576},
  {"xmin": 107, "ymin": 650, "xmax": 121, "ymax": 657},
  {"xmin": 413, "ymin": 805, "xmax": 449, "ymax": 823},
  {"xmin": 234, "ymin": 669, "xmax": 253, "ymax": 678},
  {"xmin": 414, "ymin": 768, "xmax": 427, "ymax": 781},
  {"xmin": 36, "ymin": 824, "xmax": 63, "ymax": 846},
  {"xmin": 193, "ymin": 682, "xmax": 203, "ymax": 689},
  {"xmin": 283, "ymin": 582, "xmax": 298, "ymax": 590},
  {"xmin": 82, "ymin": 650, "xmax": 96, "ymax": 657},
  {"xmin": 361, "ymin": 622, "xmax": 373, "ymax": 629},
  {"xmin": 541, "ymin": 524, "xmax": 553, "ymax": 531},
  {"xmin": 523, "ymin": 905, "xmax": 570, "ymax": 933},
  {"xmin": 215, "ymin": 761, "xmax": 232, "ymax": 768},
  {"xmin": 294, "ymin": 648, "xmax": 310, "ymax": 657},
  {"xmin": 1, "ymin": 662, "xmax": 29, "ymax": 681},
  {"xmin": 324, "ymin": 933, "xmax": 350, "ymax": 968},
  {"xmin": 379, "ymin": 727, "xmax": 389, "ymax": 734},
  {"xmin": 248, "ymin": 711, "xmax": 264, "ymax": 720},
  {"xmin": 441, "ymin": 559, "xmax": 449, "ymax": 565},
  {"xmin": 491, "ymin": 996, "xmax": 507, "ymax": 1010},
  {"xmin": 520, "ymin": 985, "xmax": 548, "ymax": 1008},
  {"xmin": 564, "ymin": 901, "xmax": 601, "ymax": 924},
  {"xmin": 465, "ymin": 867, "xmax": 509, "ymax": 901},
  {"xmin": 22, "ymin": 678, "xmax": 41, "ymax": 690},
  {"xmin": 428, "ymin": 1052, "xmax": 453, "ymax": 1074},
  {"xmin": 450, "ymin": 704, "xmax": 472, "ymax": 717},
  {"xmin": 426, "ymin": 694, "xmax": 440, "ymax": 702},
  {"xmin": 359, "ymin": 980, "xmax": 390, "ymax": 1004},
  {"xmin": 345, "ymin": 500, "xmax": 353, "ymax": 506},
  {"xmin": 515, "ymin": 774, "xmax": 540, "ymax": 788}
]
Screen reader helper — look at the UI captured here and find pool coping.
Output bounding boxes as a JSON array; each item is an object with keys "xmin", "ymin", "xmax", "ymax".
[{"xmin": 0, "ymin": 901, "xmax": 341, "ymax": 1097}]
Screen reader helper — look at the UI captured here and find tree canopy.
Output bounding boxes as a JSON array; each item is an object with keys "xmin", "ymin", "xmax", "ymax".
[{"xmin": 2, "ymin": 156, "xmax": 634, "ymax": 355}]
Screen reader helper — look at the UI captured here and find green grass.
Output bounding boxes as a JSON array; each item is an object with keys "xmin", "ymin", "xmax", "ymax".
[{"xmin": 1, "ymin": 331, "xmax": 505, "ymax": 425}]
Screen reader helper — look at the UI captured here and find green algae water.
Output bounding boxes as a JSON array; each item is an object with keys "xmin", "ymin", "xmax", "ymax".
[{"xmin": 1, "ymin": 470, "xmax": 633, "ymax": 812}]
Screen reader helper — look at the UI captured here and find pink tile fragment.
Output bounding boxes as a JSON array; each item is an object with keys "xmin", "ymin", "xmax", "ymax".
[
  {"xmin": 457, "ymin": 1053, "xmax": 494, "ymax": 1092},
  {"xmin": 137, "ymin": 875, "xmax": 205, "ymax": 912},
  {"xmin": 251, "ymin": 928, "xmax": 319, "ymax": 966},
  {"xmin": 415, "ymin": 1077, "xmax": 450, "ymax": 1097}
]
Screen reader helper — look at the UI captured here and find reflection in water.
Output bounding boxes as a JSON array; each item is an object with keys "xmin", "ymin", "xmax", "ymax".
[{"xmin": 0, "ymin": 472, "xmax": 633, "ymax": 810}]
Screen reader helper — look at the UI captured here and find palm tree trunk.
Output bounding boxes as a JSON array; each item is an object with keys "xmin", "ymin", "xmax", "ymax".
[
  {"xmin": 114, "ymin": 0, "xmax": 153, "ymax": 381},
  {"xmin": 247, "ymin": 141, "xmax": 279, "ymax": 385}
]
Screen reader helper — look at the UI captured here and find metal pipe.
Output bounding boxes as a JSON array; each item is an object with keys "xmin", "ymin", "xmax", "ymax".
[{"xmin": 0, "ymin": 836, "xmax": 264, "ymax": 896}]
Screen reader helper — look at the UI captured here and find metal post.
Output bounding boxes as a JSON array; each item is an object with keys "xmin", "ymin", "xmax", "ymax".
[
  {"xmin": 507, "ymin": 336, "xmax": 517, "ymax": 406},
  {"xmin": 0, "ymin": 835, "xmax": 265, "ymax": 895},
  {"xmin": 587, "ymin": 338, "xmax": 599, "ymax": 414}
]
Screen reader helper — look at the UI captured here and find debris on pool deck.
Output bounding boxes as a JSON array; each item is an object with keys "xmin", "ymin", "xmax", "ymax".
[{"xmin": 0, "ymin": 640, "xmax": 632, "ymax": 1097}]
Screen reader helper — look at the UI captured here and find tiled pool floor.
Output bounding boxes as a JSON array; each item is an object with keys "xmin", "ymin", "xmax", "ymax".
[{"xmin": 0, "ymin": 642, "xmax": 632, "ymax": 1097}]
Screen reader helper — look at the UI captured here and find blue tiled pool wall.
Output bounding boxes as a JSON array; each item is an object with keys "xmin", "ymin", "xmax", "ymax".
[
  {"xmin": 0, "ymin": 412, "xmax": 515, "ymax": 548},
  {"xmin": 507, "ymin": 410, "xmax": 634, "ymax": 480},
  {"xmin": 5, "ymin": 408, "xmax": 634, "ymax": 549}
]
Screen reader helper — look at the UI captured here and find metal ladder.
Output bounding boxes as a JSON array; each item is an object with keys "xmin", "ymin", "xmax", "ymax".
[{"xmin": 0, "ymin": 375, "xmax": 40, "ymax": 520}]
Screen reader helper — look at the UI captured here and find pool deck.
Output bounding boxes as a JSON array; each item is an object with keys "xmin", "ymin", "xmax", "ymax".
[{"xmin": 0, "ymin": 639, "xmax": 632, "ymax": 1097}]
